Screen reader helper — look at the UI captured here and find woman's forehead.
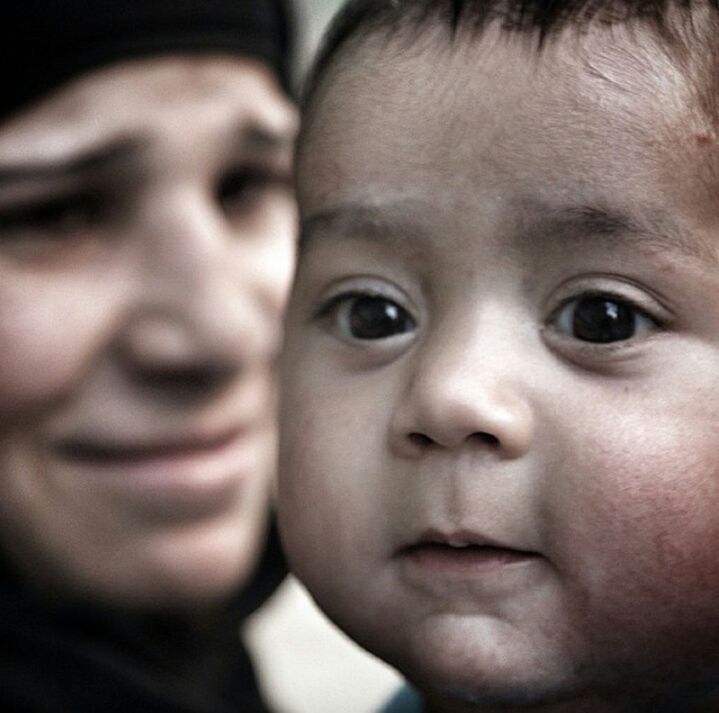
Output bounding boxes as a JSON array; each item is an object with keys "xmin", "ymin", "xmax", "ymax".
[{"xmin": 0, "ymin": 55, "xmax": 294, "ymax": 165}]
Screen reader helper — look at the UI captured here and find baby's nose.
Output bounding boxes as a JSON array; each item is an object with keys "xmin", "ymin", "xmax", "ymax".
[{"xmin": 389, "ymin": 321, "xmax": 534, "ymax": 459}]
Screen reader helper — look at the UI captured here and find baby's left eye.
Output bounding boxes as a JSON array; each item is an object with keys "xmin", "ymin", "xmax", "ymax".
[{"xmin": 553, "ymin": 294, "xmax": 657, "ymax": 343}]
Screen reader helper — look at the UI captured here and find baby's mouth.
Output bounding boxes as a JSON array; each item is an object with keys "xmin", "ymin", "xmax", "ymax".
[
  {"xmin": 403, "ymin": 542, "xmax": 534, "ymax": 565},
  {"xmin": 398, "ymin": 529, "xmax": 541, "ymax": 570}
]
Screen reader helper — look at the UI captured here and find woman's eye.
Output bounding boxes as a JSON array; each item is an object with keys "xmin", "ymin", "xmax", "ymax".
[
  {"xmin": 553, "ymin": 294, "xmax": 656, "ymax": 343},
  {"xmin": 329, "ymin": 294, "xmax": 416, "ymax": 341},
  {"xmin": 0, "ymin": 192, "xmax": 102, "ymax": 237},
  {"xmin": 218, "ymin": 168, "xmax": 289, "ymax": 214}
]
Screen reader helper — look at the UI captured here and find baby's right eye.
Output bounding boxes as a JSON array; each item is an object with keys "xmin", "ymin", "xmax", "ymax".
[{"xmin": 320, "ymin": 292, "xmax": 417, "ymax": 342}]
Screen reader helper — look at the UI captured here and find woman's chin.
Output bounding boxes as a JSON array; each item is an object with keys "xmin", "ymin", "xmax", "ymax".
[{"xmin": 75, "ymin": 515, "xmax": 269, "ymax": 611}]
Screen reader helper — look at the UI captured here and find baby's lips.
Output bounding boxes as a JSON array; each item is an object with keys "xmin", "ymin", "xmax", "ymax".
[{"xmin": 398, "ymin": 526, "xmax": 541, "ymax": 557}]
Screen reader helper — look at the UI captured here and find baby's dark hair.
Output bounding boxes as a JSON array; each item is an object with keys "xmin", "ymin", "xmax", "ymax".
[{"xmin": 303, "ymin": 0, "xmax": 719, "ymax": 122}]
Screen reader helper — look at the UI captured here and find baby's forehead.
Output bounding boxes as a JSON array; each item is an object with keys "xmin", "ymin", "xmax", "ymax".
[
  {"xmin": 320, "ymin": 20, "xmax": 693, "ymax": 114},
  {"xmin": 298, "ymin": 17, "xmax": 719, "ymax": 270},
  {"xmin": 301, "ymin": 24, "xmax": 697, "ymax": 187},
  {"xmin": 302, "ymin": 1, "xmax": 719, "ymax": 158}
]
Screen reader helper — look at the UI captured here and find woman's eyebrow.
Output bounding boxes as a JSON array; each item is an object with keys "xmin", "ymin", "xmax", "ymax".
[{"xmin": 0, "ymin": 136, "xmax": 146, "ymax": 184}]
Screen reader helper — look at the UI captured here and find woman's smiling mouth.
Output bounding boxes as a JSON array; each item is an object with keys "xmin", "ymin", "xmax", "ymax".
[{"xmin": 51, "ymin": 426, "xmax": 264, "ymax": 517}]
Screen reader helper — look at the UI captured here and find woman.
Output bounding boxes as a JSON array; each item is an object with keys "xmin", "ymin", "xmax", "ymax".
[{"xmin": 0, "ymin": 2, "xmax": 296, "ymax": 711}]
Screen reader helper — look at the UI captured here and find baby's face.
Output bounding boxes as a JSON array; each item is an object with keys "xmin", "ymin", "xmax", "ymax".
[{"xmin": 280, "ymin": 23, "xmax": 719, "ymax": 711}]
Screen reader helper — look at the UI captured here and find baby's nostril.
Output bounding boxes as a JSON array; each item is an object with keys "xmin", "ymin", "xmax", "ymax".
[
  {"xmin": 474, "ymin": 432, "xmax": 499, "ymax": 445},
  {"xmin": 409, "ymin": 433, "xmax": 433, "ymax": 448}
]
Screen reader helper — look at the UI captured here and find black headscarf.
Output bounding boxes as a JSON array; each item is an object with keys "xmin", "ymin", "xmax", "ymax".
[
  {"xmin": 0, "ymin": 4, "xmax": 292, "ymax": 709},
  {"xmin": 0, "ymin": 0, "xmax": 294, "ymax": 122}
]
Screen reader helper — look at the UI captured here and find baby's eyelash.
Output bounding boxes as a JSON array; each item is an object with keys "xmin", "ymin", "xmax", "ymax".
[
  {"xmin": 313, "ymin": 290, "xmax": 359, "ymax": 317},
  {"xmin": 545, "ymin": 289, "xmax": 665, "ymax": 359},
  {"xmin": 549, "ymin": 290, "xmax": 661, "ymax": 325},
  {"xmin": 312, "ymin": 288, "xmax": 389, "ymax": 320}
]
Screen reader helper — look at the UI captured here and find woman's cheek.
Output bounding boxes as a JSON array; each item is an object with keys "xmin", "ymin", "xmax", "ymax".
[{"xmin": 0, "ymin": 276, "xmax": 119, "ymax": 418}]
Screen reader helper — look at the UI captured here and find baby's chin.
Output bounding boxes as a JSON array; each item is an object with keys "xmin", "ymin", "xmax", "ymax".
[
  {"xmin": 362, "ymin": 615, "xmax": 598, "ymax": 711},
  {"xmin": 376, "ymin": 618, "xmax": 719, "ymax": 713},
  {"xmin": 399, "ymin": 657, "xmax": 594, "ymax": 712}
]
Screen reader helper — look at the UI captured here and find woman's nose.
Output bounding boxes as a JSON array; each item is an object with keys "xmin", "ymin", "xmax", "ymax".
[
  {"xmin": 389, "ymin": 320, "xmax": 535, "ymax": 460},
  {"xmin": 118, "ymin": 188, "xmax": 292, "ymax": 381}
]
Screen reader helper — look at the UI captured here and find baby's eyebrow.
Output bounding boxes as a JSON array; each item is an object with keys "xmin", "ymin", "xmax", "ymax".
[
  {"xmin": 301, "ymin": 199, "xmax": 716, "ymax": 266},
  {"xmin": 300, "ymin": 200, "xmax": 433, "ymax": 248},
  {"xmin": 545, "ymin": 205, "xmax": 639, "ymax": 237},
  {"xmin": 529, "ymin": 203, "xmax": 713, "ymax": 263}
]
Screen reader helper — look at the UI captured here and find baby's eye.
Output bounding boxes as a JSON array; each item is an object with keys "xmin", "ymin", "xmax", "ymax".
[
  {"xmin": 553, "ymin": 294, "xmax": 657, "ymax": 343},
  {"xmin": 325, "ymin": 293, "xmax": 416, "ymax": 341}
]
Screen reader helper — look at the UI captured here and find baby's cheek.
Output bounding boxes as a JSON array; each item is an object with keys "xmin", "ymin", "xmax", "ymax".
[
  {"xmin": 553, "ymin": 417, "xmax": 719, "ymax": 668},
  {"xmin": 278, "ymin": 388, "xmax": 391, "ymax": 615},
  {"xmin": 279, "ymin": 404, "xmax": 349, "ymax": 553}
]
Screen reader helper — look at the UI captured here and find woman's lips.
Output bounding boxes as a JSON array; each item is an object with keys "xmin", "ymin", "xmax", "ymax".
[
  {"xmin": 52, "ymin": 427, "xmax": 265, "ymax": 516},
  {"xmin": 57, "ymin": 428, "xmax": 246, "ymax": 464}
]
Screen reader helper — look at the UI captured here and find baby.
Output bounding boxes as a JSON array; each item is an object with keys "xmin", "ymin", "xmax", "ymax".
[{"xmin": 278, "ymin": 1, "xmax": 719, "ymax": 711}]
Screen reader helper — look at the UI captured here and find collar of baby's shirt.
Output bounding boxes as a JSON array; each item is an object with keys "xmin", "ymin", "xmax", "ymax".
[{"xmin": 378, "ymin": 684, "xmax": 424, "ymax": 713}]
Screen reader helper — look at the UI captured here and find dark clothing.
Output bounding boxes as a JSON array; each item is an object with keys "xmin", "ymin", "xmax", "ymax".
[
  {"xmin": 0, "ymin": 524, "xmax": 286, "ymax": 713},
  {"xmin": 0, "ymin": 0, "xmax": 294, "ymax": 122}
]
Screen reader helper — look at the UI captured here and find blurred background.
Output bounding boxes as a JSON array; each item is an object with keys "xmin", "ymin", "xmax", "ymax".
[
  {"xmin": 245, "ymin": 576, "xmax": 402, "ymax": 713},
  {"xmin": 243, "ymin": 2, "xmax": 404, "ymax": 712},
  {"xmin": 294, "ymin": 0, "xmax": 346, "ymax": 79}
]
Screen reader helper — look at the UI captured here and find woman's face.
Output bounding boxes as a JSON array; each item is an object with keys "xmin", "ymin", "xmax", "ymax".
[{"xmin": 0, "ymin": 55, "xmax": 297, "ymax": 608}]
